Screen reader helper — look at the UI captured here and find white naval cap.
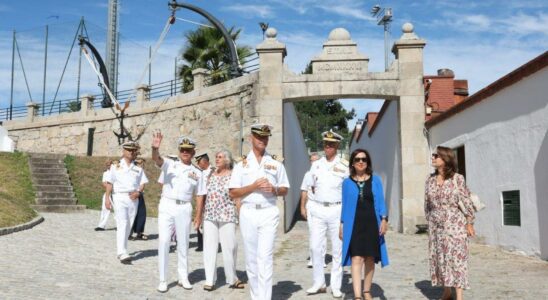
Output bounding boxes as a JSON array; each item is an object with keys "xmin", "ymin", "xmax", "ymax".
[{"xmin": 322, "ymin": 129, "xmax": 343, "ymax": 143}]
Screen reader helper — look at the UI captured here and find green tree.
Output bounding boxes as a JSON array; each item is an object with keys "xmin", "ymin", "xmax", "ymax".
[
  {"xmin": 294, "ymin": 63, "xmax": 356, "ymax": 151},
  {"xmin": 66, "ymin": 100, "xmax": 81, "ymax": 112},
  {"xmin": 179, "ymin": 24, "xmax": 252, "ymax": 92}
]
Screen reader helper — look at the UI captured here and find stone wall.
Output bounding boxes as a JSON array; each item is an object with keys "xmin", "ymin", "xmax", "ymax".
[{"xmin": 4, "ymin": 74, "xmax": 259, "ymax": 158}]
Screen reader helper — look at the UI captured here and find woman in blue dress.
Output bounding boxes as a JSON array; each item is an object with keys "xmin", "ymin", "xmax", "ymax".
[{"xmin": 339, "ymin": 148, "xmax": 389, "ymax": 300}]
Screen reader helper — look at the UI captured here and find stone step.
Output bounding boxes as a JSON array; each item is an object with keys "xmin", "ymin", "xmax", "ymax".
[
  {"xmin": 29, "ymin": 158, "xmax": 64, "ymax": 165},
  {"xmin": 32, "ymin": 173, "xmax": 70, "ymax": 180},
  {"xmin": 36, "ymin": 197, "xmax": 76, "ymax": 203},
  {"xmin": 30, "ymin": 163, "xmax": 66, "ymax": 169},
  {"xmin": 28, "ymin": 153, "xmax": 66, "ymax": 160},
  {"xmin": 33, "ymin": 179, "xmax": 72, "ymax": 186},
  {"xmin": 35, "ymin": 198, "xmax": 77, "ymax": 205},
  {"xmin": 31, "ymin": 168, "xmax": 68, "ymax": 175},
  {"xmin": 34, "ymin": 185, "xmax": 73, "ymax": 192},
  {"xmin": 36, "ymin": 191, "xmax": 75, "ymax": 198},
  {"xmin": 31, "ymin": 204, "xmax": 86, "ymax": 213}
]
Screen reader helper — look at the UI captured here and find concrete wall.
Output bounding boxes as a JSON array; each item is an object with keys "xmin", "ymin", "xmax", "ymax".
[
  {"xmin": 283, "ymin": 102, "xmax": 310, "ymax": 231},
  {"xmin": 429, "ymin": 67, "xmax": 548, "ymax": 258},
  {"xmin": 4, "ymin": 74, "xmax": 259, "ymax": 158},
  {"xmin": 351, "ymin": 101, "xmax": 403, "ymax": 231},
  {"xmin": 0, "ymin": 125, "xmax": 14, "ymax": 152}
]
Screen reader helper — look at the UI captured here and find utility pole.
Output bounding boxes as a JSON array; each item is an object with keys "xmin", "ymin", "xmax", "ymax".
[
  {"xmin": 371, "ymin": 5, "xmax": 393, "ymax": 71},
  {"xmin": 106, "ymin": 0, "xmax": 119, "ymax": 96},
  {"xmin": 42, "ymin": 25, "xmax": 48, "ymax": 116},
  {"xmin": 9, "ymin": 30, "xmax": 15, "ymax": 120}
]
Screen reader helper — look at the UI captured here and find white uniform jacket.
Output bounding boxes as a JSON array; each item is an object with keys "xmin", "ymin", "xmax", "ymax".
[
  {"xmin": 106, "ymin": 159, "xmax": 148, "ymax": 193},
  {"xmin": 160, "ymin": 158, "xmax": 206, "ymax": 201},
  {"xmin": 309, "ymin": 156, "xmax": 348, "ymax": 203},
  {"xmin": 229, "ymin": 150, "xmax": 290, "ymax": 205}
]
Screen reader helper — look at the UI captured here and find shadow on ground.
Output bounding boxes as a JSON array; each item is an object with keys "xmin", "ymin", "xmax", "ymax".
[{"xmin": 415, "ymin": 280, "xmax": 444, "ymax": 299}]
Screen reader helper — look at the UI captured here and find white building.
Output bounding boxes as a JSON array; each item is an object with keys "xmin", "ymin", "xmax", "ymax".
[{"xmin": 351, "ymin": 51, "xmax": 548, "ymax": 259}]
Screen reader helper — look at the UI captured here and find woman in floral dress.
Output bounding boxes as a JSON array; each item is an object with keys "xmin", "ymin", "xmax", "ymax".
[
  {"xmin": 425, "ymin": 146, "xmax": 476, "ymax": 300},
  {"xmin": 199, "ymin": 149, "xmax": 244, "ymax": 291}
]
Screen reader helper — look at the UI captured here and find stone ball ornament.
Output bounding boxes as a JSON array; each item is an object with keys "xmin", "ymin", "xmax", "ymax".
[
  {"xmin": 265, "ymin": 27, "xmax": 277, "ymax": 39},
  {"xmin": 402, "ymin": 22, "xmax": 414, "ymax": 33},
  {"xmin": 328, "ymin": 28, "xmax": 351, "ymax": 41}
]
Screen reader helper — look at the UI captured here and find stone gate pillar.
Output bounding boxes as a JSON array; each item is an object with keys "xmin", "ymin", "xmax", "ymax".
[
  {"xmin": 256, "ymin": 28, "xmax": 287, "ymax": 232},
  {"xmin": 393, "ymin": 23, "xmax": 429, "ymax": 233},
  {"xmin": 256, "ymin": 28, "xmax": 286, "ymax": 152}
]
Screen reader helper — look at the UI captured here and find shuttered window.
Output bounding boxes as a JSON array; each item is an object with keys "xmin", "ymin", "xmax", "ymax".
[{"xmin": 502, "ymin": 190, "xmax": 520, "ymax": 226}]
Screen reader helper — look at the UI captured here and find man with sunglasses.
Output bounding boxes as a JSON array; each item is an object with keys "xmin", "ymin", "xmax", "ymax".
[
  {"xmin": 104, "ymin": 141, "xmax": 149, "ymax": 264},
  {"xmin": 152, "ymin": 131, "xmax": 206, "ymax": 293},
  {"xmin": 306, "ymin": 129, "xmax": 348, "ymax": 298},
  {"xmin": 229, "ymin": 123, "xmax": 289, "ymax": 300}
]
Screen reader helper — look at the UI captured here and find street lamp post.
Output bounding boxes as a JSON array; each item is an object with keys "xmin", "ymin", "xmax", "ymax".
[{"xmin": 371, "ymin": 5, "xmax": 393, "ymax": 71}]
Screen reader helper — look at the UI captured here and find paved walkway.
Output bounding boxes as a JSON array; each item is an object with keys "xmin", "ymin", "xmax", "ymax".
[{"xmin": 1, "ymin": 211, "xmax": 547, "ymax": 299}]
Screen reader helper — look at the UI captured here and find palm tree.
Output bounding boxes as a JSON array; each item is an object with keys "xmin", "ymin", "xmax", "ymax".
[{"xmin": 179, "ymin": 24, "xmax": 252, "ymax": 92}]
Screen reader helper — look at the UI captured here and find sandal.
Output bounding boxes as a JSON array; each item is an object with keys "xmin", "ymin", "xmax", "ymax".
[
  {"xmin": 203, "ymin": 285, "xmax": 214, "ymax": 291},
  {"xmin": 229, "ymin": 280, "xmax": 245, "ymax": 289},
  {"xmin": 139, "ymin": 234, "xmax": 149, "ymax": 240},
  {"xmin": 364, "ymin": 291, "xmax": 372, "ymax": 300}
]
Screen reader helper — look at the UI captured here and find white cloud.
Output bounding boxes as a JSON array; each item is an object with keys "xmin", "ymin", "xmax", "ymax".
[
  {"xmin": 318, "ymin": 5, "xmax": 375, "ymax": 22},
  {"xmin": 224, "ymin": 4, "xmax": 274, "ymax": 19},
  {"xmin": 500, "ymin": 12, "xmax": 548, "ymax": 35}
]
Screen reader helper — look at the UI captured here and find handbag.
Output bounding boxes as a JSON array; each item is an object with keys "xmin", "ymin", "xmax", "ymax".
[{"xmin": 452, "ymin": 175, "xmax": 485, "ymax": 212}]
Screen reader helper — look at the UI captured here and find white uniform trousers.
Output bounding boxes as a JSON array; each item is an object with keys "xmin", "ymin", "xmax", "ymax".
[
  {"xmin": 203, "ymin": 220, "xmax": 238, "ymax": 286},
  {"xmin": 97, "ymin": 194, "xmax": 113, "ymax": 229},
  {"xmin": 157, "ymin": 197, "xmax": 192, "ymax": 282},
  {"xmin": 239, "ymin": 204, "xmax": 279, "ymax": 300},
  {"xmin": 113, "ymin": 194, "xmax": 138, "ymax": 256},
  {"xmin": 308, "ymin": 201, "xmax": 343, "ymax": 290},
  {"xmin": 306, "ymin": 201, "xmax": 326, "ymax": 266}
]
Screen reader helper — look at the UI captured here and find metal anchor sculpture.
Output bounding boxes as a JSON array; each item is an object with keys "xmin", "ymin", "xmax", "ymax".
[{"xmin": 113, "ymin": 102, "xmax": 132, "ymax": 145}]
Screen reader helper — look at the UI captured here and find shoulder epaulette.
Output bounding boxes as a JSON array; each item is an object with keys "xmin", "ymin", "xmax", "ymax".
[{"xmin": 271, "ymin": 154, "xmax": 284, "ymax": 162}]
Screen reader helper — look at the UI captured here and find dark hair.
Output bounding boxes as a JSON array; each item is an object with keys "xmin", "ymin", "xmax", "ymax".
[
  {"xmin": 349, "ymin": 148, "xmax": 373, "ymax": 177},
  {"xmin": 434, "ymin": 146, "xmax": 457, "ymax": 179}
]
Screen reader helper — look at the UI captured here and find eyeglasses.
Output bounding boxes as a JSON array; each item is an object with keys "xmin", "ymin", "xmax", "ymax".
[
  {"xmin": 432, "ymin": 153, "xmax": 439, "ymax": 159},
  {"xmin": 353, "ymin": 157, "xmax": 367, "ymax": 163}
]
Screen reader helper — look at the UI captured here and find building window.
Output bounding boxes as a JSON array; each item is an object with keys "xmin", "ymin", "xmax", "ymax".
[
  {"xmin": 454, "ymin": 146, "xmax": 466, "ymax": 178},
  {"xmin": 502, "ymin": 190, "xmax": 521, "ymax": 226}
]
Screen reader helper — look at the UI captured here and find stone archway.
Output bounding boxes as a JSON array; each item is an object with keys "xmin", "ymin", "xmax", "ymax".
[{"xmin": 255, "ymin": 24, "xmax": 428, "ymax": 233}]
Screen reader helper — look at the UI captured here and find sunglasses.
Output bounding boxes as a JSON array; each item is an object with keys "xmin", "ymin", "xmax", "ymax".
[
  {"xmin": 353, "ymin": 157, "xmax": 367, "ymax": 163},
  {"xmin": 432, "ymin": 153, "xmax": 439, "ymax": 159}
]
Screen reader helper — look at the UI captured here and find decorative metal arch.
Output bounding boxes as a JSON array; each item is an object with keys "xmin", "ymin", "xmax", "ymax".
[
  {"xmin": 78, "ymin": 36, "xmax": 114, "ymax": 108},
  {"xmin": 168, "ymin": 0, "xmax": 243, "ymax": 78}
]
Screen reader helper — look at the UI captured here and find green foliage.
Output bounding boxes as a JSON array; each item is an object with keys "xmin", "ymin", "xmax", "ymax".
[
  {"xmin": 66, "ymin": 100, "xmax": 81, "ymax": 112},
  {"xmin": 294, "ymin": 63, "xmax": 356, "ymax": 152},
  {"xmin": 0, "ymin": 152, "xmax": 36, "ymax": 228},
  {"xmin": 64, "ymin": 156, "xmax": 162, "ymax": 217},
  {"xmin": 294, "ymin": 100, "xmax": 356, "ymax": 151},
  {"xmin": 179, "ymin": 24, "xmax": 252, "ymax": 92}
]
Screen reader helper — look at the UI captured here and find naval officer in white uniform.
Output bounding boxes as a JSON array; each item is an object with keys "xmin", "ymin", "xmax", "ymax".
[
  {"xmin": 152, "ymin": 131, "xmax": 206, "ymax": 293},
  {"xmin": 104, "ymin": 141, "xmax": 149, "ymax": 264},
  {"xmin": 229, "ymin": 124, "xmax": 290, "ymax": 300},
  {"xmin": 306, "ymin": 130, "xmax": 348, "ymax": 298}
]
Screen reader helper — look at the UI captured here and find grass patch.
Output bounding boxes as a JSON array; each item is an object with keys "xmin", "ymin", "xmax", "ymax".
[
  {"xmin": 0, "ymin": 152, "xmax": 36, "ymax": 228},
  {"xmin": 65, "ymin": 155, "xmax": 162, "ymax": 217}
]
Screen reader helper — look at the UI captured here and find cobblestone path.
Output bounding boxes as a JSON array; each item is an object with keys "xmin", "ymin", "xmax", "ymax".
[{"xmin": 1, "ymin": 211, "xmax": 547, "ymax": 299}]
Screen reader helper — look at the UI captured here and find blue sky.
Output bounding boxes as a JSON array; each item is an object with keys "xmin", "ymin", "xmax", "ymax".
[{"xmin": 0, "ymin": 0, "xmax": 546, "ymax": 127}]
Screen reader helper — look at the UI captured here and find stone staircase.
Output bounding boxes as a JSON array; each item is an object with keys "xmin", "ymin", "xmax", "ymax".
[{"xmin": 28, "ymin": 153, "xmax": 85, "ymax": 212}]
